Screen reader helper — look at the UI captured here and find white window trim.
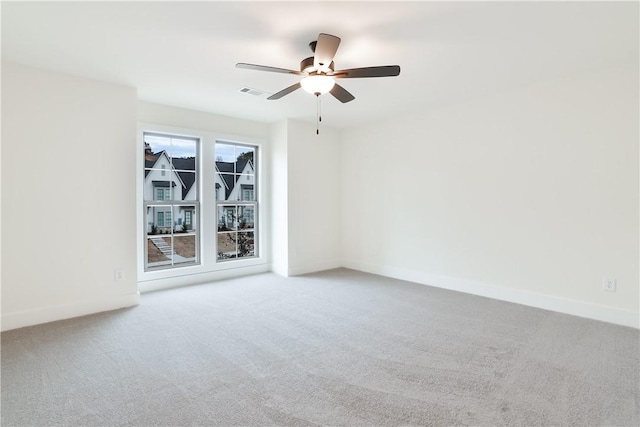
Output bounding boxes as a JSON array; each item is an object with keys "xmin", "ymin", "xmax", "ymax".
[{"xmin": 137, "ymin": 123, "xmax": 268, "ymax": 291}]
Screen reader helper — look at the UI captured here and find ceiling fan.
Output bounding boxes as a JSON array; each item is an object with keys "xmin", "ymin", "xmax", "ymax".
[{"xmin": 236, "ymin": 33, "xmax": 401, "ymax": 104}]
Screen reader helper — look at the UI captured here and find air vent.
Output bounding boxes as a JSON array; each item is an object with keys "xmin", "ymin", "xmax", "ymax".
[{"xmin": 239, "ymin": 87, "xmax": 267, "ymax": 97}]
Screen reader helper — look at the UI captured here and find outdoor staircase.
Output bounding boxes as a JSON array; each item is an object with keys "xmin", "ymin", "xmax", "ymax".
[{"xmin": 149, "ymin": 236, "xmax": 176, "ymax": 257}]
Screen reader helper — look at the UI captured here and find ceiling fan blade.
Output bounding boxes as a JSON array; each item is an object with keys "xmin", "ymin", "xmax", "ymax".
[
  {"xmin": 314, "ymin": 33, "xmax": 341, "ymax": 72},
  {"xmin": 332, "ymin": 65, "xmax": 401, "ymax": 78},
  {"xmin": 330, "ymin": 83, "xmax": 355, "ymax": 103},
  {"xmin": 267, "ymin": 82, "xmax": 302, "ymax": 100},
  {"xmin": 236, "ymin": 63, "xmax": 303, "ymax": 76}
]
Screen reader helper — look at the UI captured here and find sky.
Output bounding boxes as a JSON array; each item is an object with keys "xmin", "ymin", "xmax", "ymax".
[
  {"xmin": 145, "ymin": 134, "xmax": 196, "ymax": 159},
  {"xmin": 145, "ymin": 135, "xmax": 253, "ymax": 162}
]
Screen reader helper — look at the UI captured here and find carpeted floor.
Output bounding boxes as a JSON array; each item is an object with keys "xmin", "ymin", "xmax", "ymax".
[{"xmin": 2, "ymin": 268, "xmax": 638, "ymax": 426}]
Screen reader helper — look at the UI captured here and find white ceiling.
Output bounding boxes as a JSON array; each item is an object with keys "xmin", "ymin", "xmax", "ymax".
[{"xmin": 2, "ymin": 1, "xmax": 638, "ymax": 130}]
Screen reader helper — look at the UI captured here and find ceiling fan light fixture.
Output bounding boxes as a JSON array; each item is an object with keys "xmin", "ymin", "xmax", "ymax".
[{"xmin": 300, "ymin": 75, "xmax": 335, "ymax": 95}]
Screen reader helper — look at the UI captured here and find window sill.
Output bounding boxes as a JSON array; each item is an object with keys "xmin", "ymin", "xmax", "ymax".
[{"xmin": 138, "ymin": 257, "xmax": 269, "ymax": 293}]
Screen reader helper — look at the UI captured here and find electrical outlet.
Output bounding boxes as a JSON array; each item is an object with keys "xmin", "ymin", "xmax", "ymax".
[
  {"xmin": 602, "ymin": 277, "xmax": 616, "ymax": 292},
  {"xmin": 114, "ymin": 269, "xmax": 124, "ymax": 282}
]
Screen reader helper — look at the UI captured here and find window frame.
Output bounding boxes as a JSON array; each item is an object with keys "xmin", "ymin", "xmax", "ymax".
[
  {"xmin": 215, "ymin": 141, "xmax": 259, "ymax": 262},
  {"xmin": 137, "ymin": 123, "xmax": 267, "ymax": 288},
  {"xmin": 142, "ymin": 131, "xmax": 200, "ymax": 272}
]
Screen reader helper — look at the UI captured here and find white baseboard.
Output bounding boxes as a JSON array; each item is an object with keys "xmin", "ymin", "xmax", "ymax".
[
  {"xmin": 343, "ymin": 260, "xmax": 639, "ymax": 329},
  {"xmin": 288, "ymin": 258, "xmax": 342, "ymax": 277},
  {"xmin": 1, "ymin": 292, "xmax": 141, "ymax": 332},
  {"xmin": 138, "ymin": 263, "xmax": 270, "ymax": 293}
]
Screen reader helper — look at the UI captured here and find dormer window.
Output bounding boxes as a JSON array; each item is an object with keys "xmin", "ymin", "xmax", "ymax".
[
  {"xmin": 152, "ymin": 180, "xmax": 175, "ymax": 201},
  {"xmin": 241, "ymin": 185, "xmax": 254, "ymax": 201},
  {"xmin": 155, "ymin": 187, "xmax": 170, "ymax": 201}
]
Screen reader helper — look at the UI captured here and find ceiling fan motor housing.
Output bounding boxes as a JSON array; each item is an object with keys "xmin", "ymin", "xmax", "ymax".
[{"xmin": 300, "ymin": 56, "xmax": 334, "ymax": 74}]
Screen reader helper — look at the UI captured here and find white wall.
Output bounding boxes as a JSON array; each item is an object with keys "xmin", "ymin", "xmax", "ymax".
[
  {"xmin": 268, "ymin": 119, "xmax": 342, "ymax": 276},
  {"xmin": 286, "ymin": 119, "xmax": 342, "ymax": 275},
  {"xmin": 1, "ymin": 62, "xmax": 140, "ymax": 331},
  {"xmin": 4, "ymin": 62, "xmax": 634, "ymax": 330},
  {"xmin": 341, "ymin": 65, "xmax": 639, "ymax": 328},
  {"xmin": 269, "ymin": 120, "xmax": 289, "ymax": 276},
  {"xmin": 138, "ymin": 101, "xmax": 269, "ymax": 140}
]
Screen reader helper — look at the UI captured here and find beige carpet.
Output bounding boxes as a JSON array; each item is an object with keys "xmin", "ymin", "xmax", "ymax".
[{"xmin": 2, "ymin": 268, "xmax": 638, "ymax": 426}]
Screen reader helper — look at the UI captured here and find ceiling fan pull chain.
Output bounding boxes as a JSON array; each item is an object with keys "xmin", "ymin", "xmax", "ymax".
[{"xmin": 316, "ymin": 93, "xmax": 320, "ymax": 135}]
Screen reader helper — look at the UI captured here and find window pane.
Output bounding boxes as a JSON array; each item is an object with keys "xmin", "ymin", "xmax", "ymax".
[
  {"xmin": 144, "ymin": 135, "xmax": 172, "ymax": 158},
  {"xmin": 217, "ymin": 174, "xmax": 234, "ymax": 201},
  {"xmin": 147, "ymin": 236, "xmax": 172, "ymax": 267},
  {"xmin": 217, "ymin": 232, "xmax": 237, "ymax": 260},
  {"xmin": 235, "ymin": 147, "xmax": 254, "ymax": 174},
  {"xmin": 173, "ymin": 235, "xmax": 197, "ymax": 266},
  {"xmin": 145, "ymin": 207, "xmax": 154, "ymax": 234},
  {"xmin": 239, "ymin": 183, "xmax": 255, "ymax": 201},
  {"xmin": 237, "ymin": 231, "xmax": 255, "ymax": 258},
  {"xmin": 238, "ymin": 205, "xmax": 254, "ymax": 229},
  {"xmin": 175, "ymin": 206, "xmax": 196, "ymax": 232},
  {"xmin": 169, "ymin": 138, "xmax": 196, "ymax": 160},
  {"xmin": 166, "ymin": 210, "xmax": 172, "ymax": 228},
  {"xmin": 215, "ymin": 143, "xmax": 235, "ymax": 163},
  {"xmin": 177, "ymin": 171, "xmax": 196, "ymax": 201},
  {"xmin": 146, "ymin": 206, "xmax": 171, "ymax": 234},
  {"xmin": 218, "ymin": 205, "xmax": 237, "ymax": 231},
  {"xmin": 175, "ymin": 205, "xmax": 196, "ymax": 233}
]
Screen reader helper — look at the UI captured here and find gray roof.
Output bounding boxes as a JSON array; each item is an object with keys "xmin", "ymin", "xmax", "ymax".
[
  {"xmin": 145, "ymin": 151, "xmax": 251, "ymax": 200},
  {"xmin": 172, "ymin": 157, "xmax": 196, "ymax": 200},
  {"xmin": 216, "ymin": 159, "xmax": 249, "ymax": 199}
]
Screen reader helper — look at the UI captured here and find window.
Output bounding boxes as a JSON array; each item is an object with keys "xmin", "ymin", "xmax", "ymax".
[
  {"xmin": 140, "ymin": 127, "xmax": 264, "ymax": 284},
  {"xmin": 241, "ymin": 205, "xmax": 254, "ymax": 223},
  {"xmin": 156, "ymin": 210, "xmax": 171, "ymax": 228},
  {"xmin": 215, "ymin": 142, "xmax": 258, "ymax": 261},
  {"xmin": 155, "ymin": 187, "xmax": 170, "ymax": 201},
  {"xmin": 241, "ymin": 185, "xmax": 254, "ymax": 201},
  {"xmin": 143, "ymin": 132, "xmax": 199, "ymax": 270}
]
